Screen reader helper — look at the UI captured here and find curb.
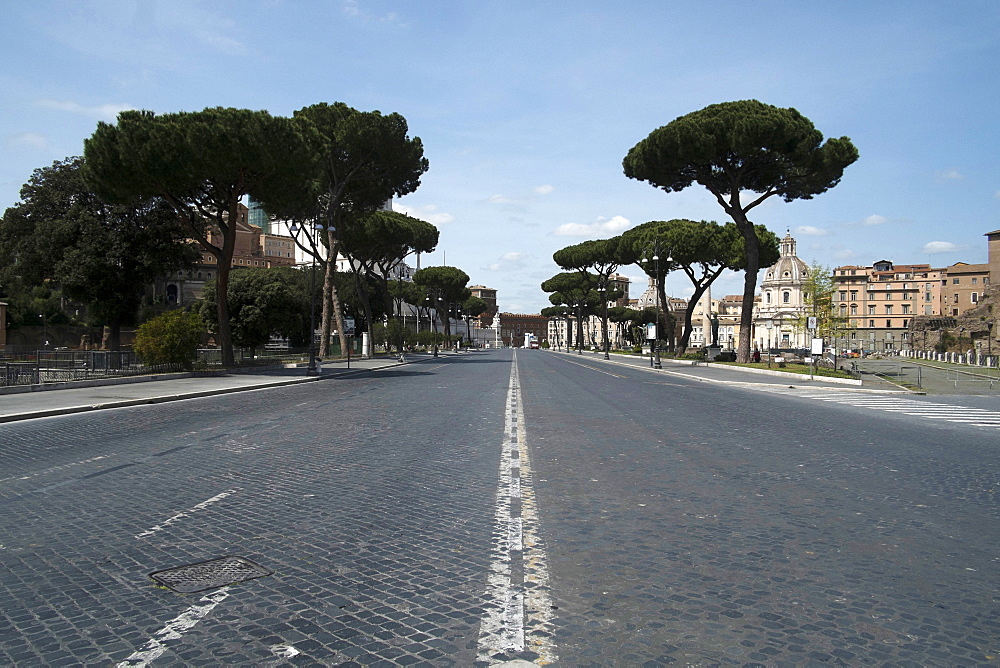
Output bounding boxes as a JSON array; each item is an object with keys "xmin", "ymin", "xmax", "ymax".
[{"xmin": 0, "ymin": 358, "xmax": 418, "ymax": 424}]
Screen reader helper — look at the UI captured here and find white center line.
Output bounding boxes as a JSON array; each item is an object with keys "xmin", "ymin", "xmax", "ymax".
[{"xmin": 477, "ymin": 351, "xmax": 557, "ymax": 665}]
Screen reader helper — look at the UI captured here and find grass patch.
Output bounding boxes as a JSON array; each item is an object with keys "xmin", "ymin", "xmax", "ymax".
[{"xmin": 713, "ymin": 361, "xmax": 857, "ymax": 380}]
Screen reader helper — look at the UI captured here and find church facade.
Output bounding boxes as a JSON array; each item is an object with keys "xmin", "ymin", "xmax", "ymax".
[{"xmin": 754, "ymin": 232, "xmax": 811, "ymax": 351}]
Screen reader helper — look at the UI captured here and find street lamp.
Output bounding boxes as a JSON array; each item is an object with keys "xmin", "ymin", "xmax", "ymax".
[
  {"xmin": 643, "ymin": 243, "xmax": 667, "ymax": 370},
  {"xmin": 39, "ymin": 313, "xmax": 48, "ymax": 349},
  {"xmin": 597, "ymin": 281, "xmax": 610, "ymax": 360},
  {"xmin": 425, "ymin": 294, "xmax": 439, "ymax": 357},
  {"xmin": 765, "ymin": 319, "xmax": 773, "ymax": 367}
]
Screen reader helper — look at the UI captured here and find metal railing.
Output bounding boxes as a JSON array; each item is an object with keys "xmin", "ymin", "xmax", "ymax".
[{"xmin": 1, "ymin": 350, "xmax": 180, "ymax": 388}]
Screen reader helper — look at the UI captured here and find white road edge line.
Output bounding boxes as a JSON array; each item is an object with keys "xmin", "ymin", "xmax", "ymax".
[
  {"xmin": 116, "ymin": 590, "xmax": 229, "ymax": 667},
  {"xmin": 477, "ymin": 351, "xmax": 558, "ymax": 665},
  {"xmin": 135, "ymin": 489, "xmax": 239, "ymax": 539}
]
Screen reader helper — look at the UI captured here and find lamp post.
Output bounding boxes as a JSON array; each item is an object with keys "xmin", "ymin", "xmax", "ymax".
[
  {"xmin": 642, "ymin": 243, "xmax": 666, "ymax": 370},
  {"xmin": 425, "ymin": 293, "xmax": 439, "ymax": 357},
  {"xmin": 765, "ymin": 319, "xmax": 773, "ymax": 367},
  {"xmin": 598, "ymin": 281, "xmax": 610, "ymax": 360}
]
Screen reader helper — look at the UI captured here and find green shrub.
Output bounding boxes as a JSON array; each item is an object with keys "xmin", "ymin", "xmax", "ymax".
[{"xmin": 133, "ymin": 310, "xmax": 204, "ymax": 370}]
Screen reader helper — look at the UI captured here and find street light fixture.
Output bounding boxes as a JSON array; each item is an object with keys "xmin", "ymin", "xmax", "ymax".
[
  {"xmin": 597, "ymin": 281, "xmax": 610, "ymax": 360},
  {"xmin": 425, "ymin": 291, "xmax": 440, "ymax": 357},
  {"xmin": 642, "ymin": 243, "xmax": 667, "ymax": 370},
  {"xmin": 765, "ymin": 319, "xmax": 773, "ymax": 367}
]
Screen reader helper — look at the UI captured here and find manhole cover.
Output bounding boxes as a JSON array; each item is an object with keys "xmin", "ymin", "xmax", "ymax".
[{"xmin": 150, "ymin": 555, "xmax": 272, "ymax": 593}]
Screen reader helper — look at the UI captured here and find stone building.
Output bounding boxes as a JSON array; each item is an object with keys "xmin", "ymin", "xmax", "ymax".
[{"xmin": 154, "ymin": 203, "xmax": 298, "ymax": 306}]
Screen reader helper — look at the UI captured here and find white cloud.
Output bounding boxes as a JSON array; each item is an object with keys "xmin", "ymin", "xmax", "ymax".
[
  {"xmin": 796, "ymin": 225, "xmax": 828, "ymax": 236},
  {"xmin": 833, "ymin": 249, "xmax": 858, "ymax": 260},
  {"xmin": 863, "ymin": 214, "xmax": 889, "ymax": 226},
  {"xmin": 923, "ymin": 241, "xmax": 965, "ymax": 254},
  {"xmin": 487, "ymin": 194, "xmax": 514, "ymax": 204},
  {"xmin": 394, "ymin": 203, "xmax": 455, "ymax": 226},
  {"xmin": 533, "ymin": 184, "xmax": 554, "ymax": 195},
  {"xmin": 553, "ymin": 215, "xmax": 632, "ymax": 237},
  {"xmin": 486, "ymin": 251, "xmax": 528, "ymax": 272},
  {"xmin": 36, "ymin": 99, "xmax": 135, "ymax": 121},
  {"xmin": 936, "ymin": 168, "xmax": 964, "ymax": 181},
  {"xmin": 6, "ymin": 133, "xmax": 49, "ymax": 151},
  {"xmin": 341, "ymin": 1, "xmax": 403, "ymax": 24}
]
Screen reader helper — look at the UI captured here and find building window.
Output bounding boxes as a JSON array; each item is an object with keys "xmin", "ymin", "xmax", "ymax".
[
  {"xmin": 902, "ymin": 320, "xmax": 908, "ymax": 329},
  {"xmin": 972, "ymin": 292, "xmax": 979, "ymax": 303},
  {"xmin": 850, "ymin": 305, "xmax": 858, "ymax": 315},
  {"xmin": 954, "ymin": 294, "xmax": 959, "ymax": 304},
  {"xmin": 850, "ymin": 290, "xmax": 857, "ymax": 300},
  {"xmin": 885, "ymin": 305, "xmax": 893, "ymax": 315},
  {"xmin": 953, "ymin": 278, "xmax": 960, "ymax": 284},
  {"xmin": 972, "ymin": 277, "xmax": 978, "ymax": 284},
  {"xmin": 783, "ymin": 292, "xmax": 790, "ymax": 303},
  {"xmin": 840, "ymin": 305, "xmax": 847, "ymax": 316},
  {"xmin": 902, "ymin": 304, "xmax": 910, "ymax": 314},
  {"xmin": 839, "ymin": 291, "xmax": 847, "ymax": 301},
  {"xmin": 886, "ymin": 320, "xmax": 892, "ymax": 328},
  {"xmin": 869, "ymin": 320, "xmax": 875, "ymax": 328},
  {"xmin": 868, "ymin": 305, "xmax": 876, "ymax": 316}
]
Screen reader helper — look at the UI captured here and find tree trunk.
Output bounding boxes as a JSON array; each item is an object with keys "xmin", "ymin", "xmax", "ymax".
[
  {"xmin": 107, "ymin": 320, "xmax": 122, "ymax": 352},
  {"xmin": 319, "ymin": 234, "xmax": 349, "ymax": 359},
  {"xmin": 734, "ymin": 216, "xmax": 761, "ymax": 363}
]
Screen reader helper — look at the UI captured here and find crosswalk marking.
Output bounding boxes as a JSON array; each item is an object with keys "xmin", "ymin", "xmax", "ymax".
[{"xmin": 751, "ymin": 387, "xmax": 1000, "ymax": 430}]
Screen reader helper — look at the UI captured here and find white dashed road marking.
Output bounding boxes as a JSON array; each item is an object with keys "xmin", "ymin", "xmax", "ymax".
[
  {"xmin": 135, "ymin": 489, "xmax": 239, "ymax": 539},
  {"xmin": 116, "ymin": 590, "xmax": 229, "ymax": 667}
]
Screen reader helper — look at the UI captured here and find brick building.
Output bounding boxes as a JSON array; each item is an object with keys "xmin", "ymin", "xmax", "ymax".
[{"xmin": 499, "ymin": 313, "xmax": 548, "ymax": 347}]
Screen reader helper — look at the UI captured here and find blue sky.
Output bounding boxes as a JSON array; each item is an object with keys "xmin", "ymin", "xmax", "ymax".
[{"xmin": 2, "ymin": 0, "xmax": 998, "ymax": 313}]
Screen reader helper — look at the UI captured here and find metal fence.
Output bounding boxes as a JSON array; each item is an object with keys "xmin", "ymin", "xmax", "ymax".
[
  {"xmin": 1, "ymin": 346, "xmax": 308, "ymax": 388},
  {"xmin": 0, "ymin": 350, "xmax": 181, "ymax": 388}
]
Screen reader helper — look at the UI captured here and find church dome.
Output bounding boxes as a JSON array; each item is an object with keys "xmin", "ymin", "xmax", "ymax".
[{"xmin": 762, "ymin": 232, "xmax": 809, "ymax": 286}]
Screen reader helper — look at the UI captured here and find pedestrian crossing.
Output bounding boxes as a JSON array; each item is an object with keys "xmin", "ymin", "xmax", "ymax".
[{"xmin": 752, "ymin": 388, "xmax": 1000, "ymax": 429}]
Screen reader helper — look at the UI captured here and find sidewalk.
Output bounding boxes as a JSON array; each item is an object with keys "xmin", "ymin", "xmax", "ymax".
[
  {"xmin": 548, "ymin": 348, "xmax": 912, "ymax": 393},
  {"xmin": 0, "ymin": 353, "xmax": 421, "ymax": 424}
]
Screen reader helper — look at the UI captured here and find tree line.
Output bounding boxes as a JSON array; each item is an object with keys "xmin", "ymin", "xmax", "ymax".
[
  {"xmin": 544, "ymin": 100, "xmax": 858, "ymax": 361},
  {"xmin": 0, "ymin": 103, "xmax": 489, "ymax": 363}
]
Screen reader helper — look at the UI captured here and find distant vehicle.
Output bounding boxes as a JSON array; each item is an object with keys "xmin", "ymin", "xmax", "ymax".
[
  {"xmin": 524, "ymin": 333, "xmax": 539, "ymax": 349},
  {"xmin": 529, "ymin": 340, "xmax": 540, "ymax": 349}
]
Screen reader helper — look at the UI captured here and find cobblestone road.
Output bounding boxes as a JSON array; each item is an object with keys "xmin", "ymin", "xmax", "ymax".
[{"xmin": 2, "ymin": 349, "xmax": 998, "ymax": 666}]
